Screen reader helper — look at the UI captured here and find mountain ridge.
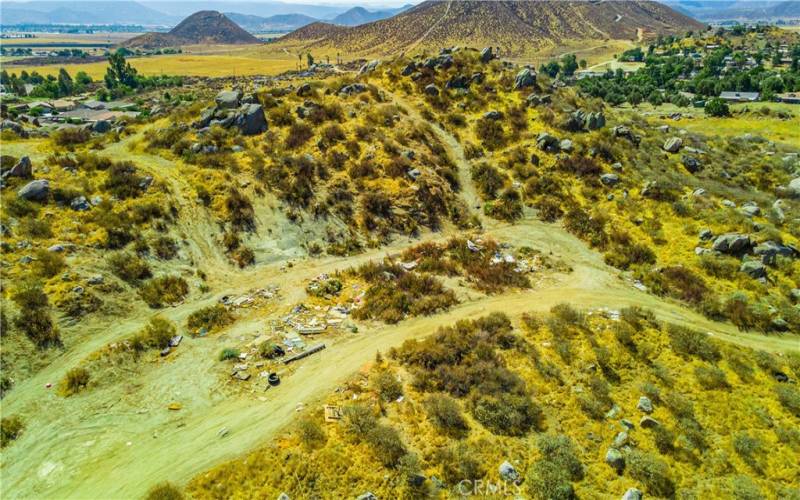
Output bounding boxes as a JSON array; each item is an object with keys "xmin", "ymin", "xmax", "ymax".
[
  {"xmin": 280, "ymin": 0, "xmax": 705, "ymax": 56},
  {"xmin": 124, "ymin": 10, "xmax": 261, "ymax": 48}
]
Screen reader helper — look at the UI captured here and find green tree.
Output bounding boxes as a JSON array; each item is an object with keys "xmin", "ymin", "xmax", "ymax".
[
  {"xmin": 705, "ymin": 97, "xmax": 730, "ymax": 117},
  {"xmin": 57, "ymin": 68, "xmax": 73, "ymax": 96},
  {"xmin": 560, "ymin": 54, "xmax": 578, "ymax": 76},
  {"xmin": 306, "ymin": 53, "xmax": 314, "ymax": 68},
  {"xmin": 105, "ymin": 50, "xmax": 138, "ymax": 89}
]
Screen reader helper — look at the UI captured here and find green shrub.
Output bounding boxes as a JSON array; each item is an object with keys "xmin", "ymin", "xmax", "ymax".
[
  {"xmin": 53, "ymin": 127, "xmax": 91, "ymax": 146},
  {"xmin": 536, "ymin": 434, "xmax": 584, "ymax": 480},
  {"xmin": 218, "ymin": 348, "xmax": 240, "ymax": 361},
  {"xmin": 297, "ymin": 416, "xmax": 326, "ymax": 449},
  {"xmin": 19, "ymin": 217, "xmax": 52, "ymax": 238},
  {"xmin": 102, "ymin": 161, "xmax": 144, "ymax": 199},
  {"xmin": 285, "ymin": 122, "xmax": 313, "ymax": 149},
  {"xmin": 776, "ymin": 385, "xmax": 800, "ymax": 417},
  {"xmin": 470, "ymin": 392, "xmax": 541, "ymax": 436},
  {"xmin": 133, "ymin": 317, "xmax": 176, "ymax": 350},
  {"xmin": 694, "ymin": 365, "xmax": 729, "ymax": 389},
  {"xmin": 667, "ymin": 324, "xmax": 720, "ymax": 362},
  {"xmin": 733, "ymin": 432, "xmax": 762, "ymax": 464},
  {"xmin": 372, "ymin": 369, "xmax": 403, "ymax": 402},
  {"xmin": 474, "ymin": 117, "xmax": 505, "ymax": 150},
  {"xmin": 139, "ymin": 275, "xmax": 189, "ymax": 308},
  {"xmin": 61, "ymin": 367, "xmax": 90, "ymax": 396},
  {"xmin": 107, "ymin": 251, "xmax": 152, "ymax": 283},
  {"xmin": 0, "ymin": 416, "xmax": 24, "ymax": 447},
  {"xmin": 343, "ymin": 404, "xmax": 378, "ymax": 436},
  {"xmin": 145, "ymin": 482, "xmax": 184, "ymax": 500},
  {"xmin": 11, "ymin": 282, "xmax": 60, "ymax": 348},
  {"xmin": 526, "ymin": 460, "xmax": 575, "ymax": 500},
  {"xmin": 626, "ymin": 450, "xmax": 675, "ymax": 497},
  {"xmin": 437, "ymin": 443, "xmax": 484, "ymax": 484},
  {"xmin": 186, "ymin": 304, "xmax": 234, "ymax": 333},
  {"xmin": 32, "ymin": 249, "xmax": 65, "ymax": 278},
  {"xmin": 424, "ymin": 394, "xmax": 469, "ymax": 437},
  {"xmin": 151, "ymin": 236, "xmax": 178, "ymax": 260},
  {"xmin": 471, "ymin": 162, "xmax": 505, "ymax": 199},
  {"xmin": 366, "ymin": 424, "xmax": 407, "ymax": 467}
]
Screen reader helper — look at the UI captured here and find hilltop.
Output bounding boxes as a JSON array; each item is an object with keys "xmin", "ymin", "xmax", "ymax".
[
  {"xmin": 224, "ymin": 12, "xmax": 318, "ymax": 32},
  {"xmin": 280, "ymin": 0, "xmax": 705, "ymax": 56},
  {"xmin": 330, "ymin": 5, "xmax": 413, "ymax": 26},
  {"xmin": 125, "ymin": 10, "xmax": 261, "ymax": 48}
]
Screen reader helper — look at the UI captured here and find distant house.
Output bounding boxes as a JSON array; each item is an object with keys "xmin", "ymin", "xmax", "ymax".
[
  {"xmin": 719, "ymin": 91, "xmax": 760, "ymax": 102},
  {"xmin": 81, "ymin": 100, "xmax": 107, "ymax": 110},
  {"xmin": 52, "ymin": 99, "xmax": 76, "ymax": 112},
  {"xmin": 776, "ymin": 92, "xmax": 800, "ymax": 104}
]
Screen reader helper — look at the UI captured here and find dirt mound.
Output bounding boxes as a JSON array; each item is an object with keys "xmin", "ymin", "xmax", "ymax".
[
  {"xmin": 280, "ymin": 0, "xmax": 704, "ymax": 55},
  {"xmin": 125, "ymin": 10, "xmax": 261, "ymax": 48}
]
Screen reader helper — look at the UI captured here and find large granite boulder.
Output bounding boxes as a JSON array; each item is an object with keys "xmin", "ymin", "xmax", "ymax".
[
  {"xmin": 514, "ymin": 68, "xmax": 537, "ymax": 90},
  {"xmin": 712, "ymin": 233, "xmax": 752, "ymax": 255},
  {"xmin": 235, "ymin": 104, "xmax": 267, "ymax": 136},
  {"xmin": 18, "ymin": 179, "xmax": 50, "ymax": 201},
  {"xmin": 215, "ymin": 90, "xmax": 242, "ymax": 109}
]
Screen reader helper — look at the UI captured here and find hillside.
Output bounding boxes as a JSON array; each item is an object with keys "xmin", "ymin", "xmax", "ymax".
[
  {"xmin": 330, "ymin": 5, "xmax": 412, "ymax": 26},
  {"xmin": 224, "ymin": 12, "xmax": 318, "ymax": 32},
  {"xmin": 125, "ymin": 10, "xmax": 261, "ymax": 48},
  {"xmin": 280, "ymin": 0, "xmax": 705, "ymax": 56}
]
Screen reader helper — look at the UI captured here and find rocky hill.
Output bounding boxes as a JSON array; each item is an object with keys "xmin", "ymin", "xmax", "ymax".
[
  {"xmin": 280, "ymin": 0, "xmax": 705, "ymax": 56},
  {"xmin": 224, "ymin": 12, "xmax": 318, "ymax": 32},
  {"xmin": 125, "ymin": 10, "xmax": 261, "ymax": 48}
]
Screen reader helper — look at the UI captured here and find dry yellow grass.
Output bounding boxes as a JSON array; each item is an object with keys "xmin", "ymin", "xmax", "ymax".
[{"xmin": 6, "ymin": 53, "xmax": 301, "ymax": 79}]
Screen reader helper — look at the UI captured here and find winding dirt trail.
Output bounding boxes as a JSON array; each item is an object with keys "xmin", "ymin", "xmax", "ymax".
[{"xmin": 2, "ymin": 92, "xmax": 799, "ymax": 500}]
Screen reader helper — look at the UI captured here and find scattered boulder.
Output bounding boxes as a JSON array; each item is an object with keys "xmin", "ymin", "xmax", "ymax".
[
  {"xmin": 536, "ymin": 133, "xmax": 560, "ymax": 153},
  {"xmin": 682, "ymin": 155, "xmax": 701, "ymax": 173},
  {"xmin": 445, "ymin": 75, "xmax": 470, "ymax": 90},
  {"xmin": 612, "ymin": 126, "xmax": 640, "ymax": 146},
  {"xmin": 622, "ymin": 488, "xmax": 643, "ymax": 500},
  {"xmin": 600, "ymin": 173, "xmax": 620, "ymax": 186},
  {"xmin": 424, "ymin": 84, "xmax": 440, "ymax": 97},
  {"xmin": 1, "ymin": 156, "xmax": 32, "ymax": 180},
  {"xmin": 712, "ymin": 233, "xmax": 752, "ymax": 255},
  {"xmin": 513, "ymin": 68, "xmax": 537, "ymax": 90},
  {"xmin": 48, "ymin": 244, "xmax": 64, "ymax": 252},
  {"xmin": 559, "ymin": 139, "xmax": 573, "ymax": 152},
  {"xmin": 526, "ymin": 93, "xmax": 551, "ymax": 106},
  {"xmin": 17, "ymin": 179, "xmax": 49, "ymax": 201},
  {"xmin": 234, "ymin": 104, "xmax": 268, "ymax": 136},
  {"xmin": 605, "ymin": 448, "xmax": 625, "ymax": 472},
  {"xmin": 70, "ymin": 196, "xmax": 90, "ymax": 211},
  {"xmin": 296, "ymin": 83, "xmax": 312, "ymax": 96},
  {"xmin": 92, "ymin": 120, "xmax": 111, "ymax": 133},
  {"xmin": 215, "ymin": 90, "xmax": 242, "ymax": 109},
  {"xmin": 584, "ymin": 111, "xmax": 606, "ymax": 130},
  {"xmin": 194, "ymin": 108, "xmax": 215, "ymax": 129},
  {"xmin": 743, "ymin": 260, "xmax": 769, "ymax": 281},
  {"xmin": 498, "ymin": 461, "xmax": 520, "ymax": 482},
  {"xmin": 87, "ymin": 275, "xmax": 104, "ymax": 285},
  {"xmin": 1, "ymin": 119, "xmax": 28, "ymax": 138},
  {"xmin": 754, "ymin": 241, "xmax": 797, "ymax": 265},
  {"xmin": 483, "ymin": 110, "xmax": 503, "ymax": 120},
  {"xmin": 663, "ymin": 137, "xmax": 683, "ymax": 153},
  {"xmin": 637, "ymin": 396, "xmax": 653, "ymax": 413},
  {"xmin": 740, "ymin": 202, "xmax": 760, "ymax": 217},
  {"xmin": 401, "ymin": 62, "xmax": 416, "ymax": 76},
  {"xmin": 339, "ymin": 83, "xmax": 367, "ymax": 96},
  {"xmin": 787, "ymin": 177, "xmax": 800, "ymax": 198},
  {"xmin": 699, "ymin": 229, "xmax": 713, "ymax": 241},
  {"xmin": 480, "ymin": 47, "xmax": 494, "ymax": 63},
  {"xmin": 356, "ymin": 493, "xmax": 377, "ymax": 500},
  {"xmin": 612, "ymin": 431, "xmax": 629, "ymax": 449},
  {"xmin": 639, "ymin": 416, "xmax": 660, "ymax": 429},
  {"xmin": 722, "ymin": 199, "xmax": 736, "ymax": 208}
]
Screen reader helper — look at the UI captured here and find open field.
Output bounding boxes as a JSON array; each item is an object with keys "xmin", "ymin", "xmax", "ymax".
[
  {"xmin": 3, "ymin": 52, "xmax": 301, "ymax": 79},
  {"xmin": 0, "ymin": 32, "xmax": 139, "ymax": 45}
]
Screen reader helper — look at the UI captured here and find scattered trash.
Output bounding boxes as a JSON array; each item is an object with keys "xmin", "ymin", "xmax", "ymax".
[
  {"xmin": 160, "ymin": 347, "xmax": 171, "ymax": 357},
  {"xmin": 324, "ymin": 405, "xmax": 343, "ymax": 422},
  {"xmin": 284, "ymin": 343, "xmax": 326, "ymax": 364},
  {"xmin": 168, "ymin": 402, "xmax": 182, "ymax": 411},
  {"xmin": 217, "ymin": 428, "xmax": 229, "ymax": 438},
  {"xmin": 467, "ymin": 239, "xmax": 482, "ymax": 252},
  {"xmin": 268, "ymin": 373, "xmax": 280, "ymax": 386},
  {"xmin": 169, "ymin": 335, "xmax": 183, "ymax": 348}
]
